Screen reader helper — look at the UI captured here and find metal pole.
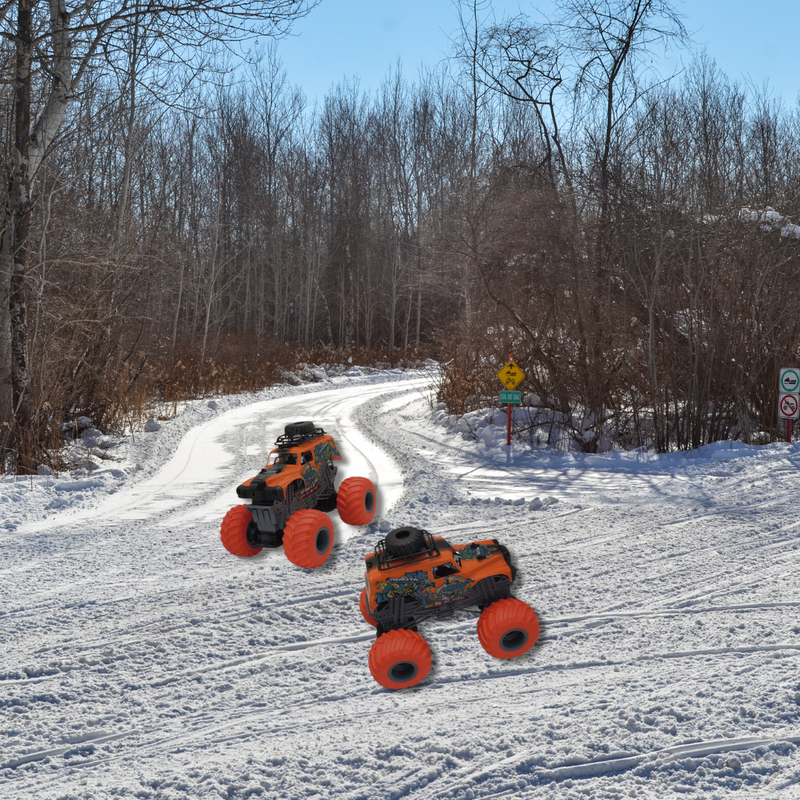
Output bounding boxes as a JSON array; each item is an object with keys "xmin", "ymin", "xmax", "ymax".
[
  {"xmin": 506, "ymin": 352, "xmax": 513, "ymax": 447},
  {"xmin": 788, "ymin": 365, "xmax": 797, "ymax": 443}
]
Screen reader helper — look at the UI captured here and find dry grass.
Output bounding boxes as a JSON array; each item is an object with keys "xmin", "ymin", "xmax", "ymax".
[
  {"xmin": 80, "ymin": 337, "xmax": 431, "ymax": 433},
  {"xmin": 1, "ymin": 334, "xmax": 434, "ymax": 473}
]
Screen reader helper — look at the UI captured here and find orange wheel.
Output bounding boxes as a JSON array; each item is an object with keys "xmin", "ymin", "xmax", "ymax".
[
  {"xmin": 337, "ymin": 477, "xmax": 377, "ymax": 526},
  {"xmin": 369, "ymin": 629, "xmax": 431, "ymax": 690},
  {"xmin": 477, "ymin": 598, "xmax": 539, "ymax": 659},
  {"xmin": 360, "ymin": 588, "xmax": 378, "ymax": 627},
  {"xmin": 220, "ymin": 505, "xmax": 262, "ymax": 557},
  {"xmin": 283, "ymin": 509, "xmax": 334, "ymax": 568}
]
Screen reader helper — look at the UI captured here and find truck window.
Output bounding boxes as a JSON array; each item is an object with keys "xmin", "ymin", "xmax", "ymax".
[{"xmin": 432, "ymin": 563, "xmax": 460, "ymax": 579}]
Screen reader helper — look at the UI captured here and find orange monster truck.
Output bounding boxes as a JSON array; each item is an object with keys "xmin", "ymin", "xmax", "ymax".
[
  {"xmin": 360, "ymin": 527, "xmax": 539, "ymax": 689},
  {"xmin": 220, "ymin": 421, "xmax": 377, "ymax": 569}
]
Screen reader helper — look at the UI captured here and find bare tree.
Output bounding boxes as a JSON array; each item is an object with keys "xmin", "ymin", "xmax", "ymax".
[{"xmin": 0, "ymin": 0, "xmax": 318, "ymax": 471}]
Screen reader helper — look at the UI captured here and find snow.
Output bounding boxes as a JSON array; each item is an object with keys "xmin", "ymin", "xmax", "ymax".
[
  {"xmin": 740, "ymin": 205, "xmax": 800, "ymax": 239},
  {"xmin": 3, "ymin": 367, "xmax": 800, "ymax": 798}
]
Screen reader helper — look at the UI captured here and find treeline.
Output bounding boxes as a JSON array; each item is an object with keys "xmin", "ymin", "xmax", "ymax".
[
  {"xmin": 0, "ymin": 54, "xmax": 473, "ymax": 468},
  {"xmin": 438, "ymin": 55, "xmax": 800, "ymax": 451},
  {"xmin": 49, "ymin": 62, "xmax": 469, "ymax": 357},
  {"xmin": 3, "ymin": 0, "xmax": 800, "ymax": 470}
]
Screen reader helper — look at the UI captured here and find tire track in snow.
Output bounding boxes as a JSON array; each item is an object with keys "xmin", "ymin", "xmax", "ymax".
[
  {"xmin": 7, "ymin": 373, "xmax": 800, "ymax": 799},
  {"xmin": 12, "ymin": 376, "xmax": 427, "ymax": 537},
  {"xmin": 528, "ymin": 497, "xmax": 800, "ymax": 619},
  {"xmin": 1, "ymin": 376, "xmax": 436, "ymax": 791},
  {"xmin": 409, "ymin": 731, "xmax": 800, "ymax": 799}
]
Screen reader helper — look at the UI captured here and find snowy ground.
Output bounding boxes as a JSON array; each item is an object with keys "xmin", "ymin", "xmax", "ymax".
[{"xmin": 2, "ymin": 367, "xmax": 800, "ymax": 800}]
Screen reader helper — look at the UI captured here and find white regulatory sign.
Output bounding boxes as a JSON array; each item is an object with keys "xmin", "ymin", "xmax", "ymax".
[
  {"xmin": 779, "ymin": 392, "xmax": 800, "ymax": 420},
  {"xmin": 780, "ymin": 368, "xmax": 800, "ymax": 393}
]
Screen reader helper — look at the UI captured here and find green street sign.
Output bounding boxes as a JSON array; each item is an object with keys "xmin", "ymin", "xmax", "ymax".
[
  {"xmin": 780, "ymin": 367, "xmax": 800, "ymax": 393},
  {"xmin": 499, "ymin": 390, "xmax": 522, "ymax": 404}
]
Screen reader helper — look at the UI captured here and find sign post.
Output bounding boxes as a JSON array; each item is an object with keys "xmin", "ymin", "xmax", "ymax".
[
  {"xmin": 779, "ymin": 368, "xmax": 800, "ymax": 442},
  {"xmin": 497, "ymin": 355, "xmax": 525, "ymax": 447}
]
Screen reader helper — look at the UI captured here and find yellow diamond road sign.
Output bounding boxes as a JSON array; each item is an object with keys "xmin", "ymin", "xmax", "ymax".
[{"xmin": 497, "ymin": 359, "xmax": 525, "ymax": 390}]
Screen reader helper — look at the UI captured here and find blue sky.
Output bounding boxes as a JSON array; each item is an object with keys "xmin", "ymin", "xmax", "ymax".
[{"xmin": 273, "ymin": 1, "xmax": 800, "ymax": 106}]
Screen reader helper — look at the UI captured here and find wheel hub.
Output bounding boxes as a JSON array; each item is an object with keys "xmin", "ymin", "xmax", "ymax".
[
  {"xmin": 500, "ymin": 628, "xmax": 528, "ymax": 652},
  {"xmin": 315, "ymin": 526, "xmax": 331, "ymax": 555},
  {"xmin": 388, "ymin": 661, "xmax": 418, "ymax": 683}
]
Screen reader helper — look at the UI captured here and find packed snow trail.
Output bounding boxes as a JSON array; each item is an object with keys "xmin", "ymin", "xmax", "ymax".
[{"xmin": 2, "ymin": 368, "xmax": 800, "ymax": 799}]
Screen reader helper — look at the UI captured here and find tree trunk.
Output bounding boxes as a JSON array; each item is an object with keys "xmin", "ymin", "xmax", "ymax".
[
  {"xmin": 6, "ymin": 0, "xmax": 35, "ymax": 472},
  {"xmin": 0, "ymin": 236, "xmax": 14, "ymax": 460}
]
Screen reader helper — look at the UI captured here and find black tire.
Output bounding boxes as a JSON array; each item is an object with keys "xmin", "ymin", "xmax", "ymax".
[
  {"xmin": 385, "ymin": 526, "xmax": 426, "ymax": 558},
  {"xmin": 284, "ymin": 421, "xmax": 317, "ymax": 438}
]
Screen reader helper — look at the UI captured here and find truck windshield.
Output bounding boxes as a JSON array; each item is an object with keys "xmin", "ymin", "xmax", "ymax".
[{"xmin": 269, "ymin": 452, "xmax": 297, "ymax": 466}]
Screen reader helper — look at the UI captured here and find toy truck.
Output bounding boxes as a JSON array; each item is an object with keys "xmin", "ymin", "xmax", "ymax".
[
  {"xmin": 220, "ymin": 421, "xmax": 377, "ymax": 569},
  {"xmin": 360, "ymin": 526, "xmax": 539, "ymax": 689}
]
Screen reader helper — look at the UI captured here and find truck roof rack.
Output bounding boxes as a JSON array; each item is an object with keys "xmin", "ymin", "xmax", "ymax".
[
  {"xmin": 275, "ymin": 427, "xmax": 326, "ymax": 448},
  {"xmin": 375, "ymin": 530, "xmax": 440, "ymax": 570}
]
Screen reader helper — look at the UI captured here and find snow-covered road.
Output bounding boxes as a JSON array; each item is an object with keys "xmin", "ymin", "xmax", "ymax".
[{"xmin": 2, "ymin": 368, "xmax": 800, "ymax": 799}]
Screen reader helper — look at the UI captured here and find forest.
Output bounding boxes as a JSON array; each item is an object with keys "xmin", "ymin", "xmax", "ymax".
[{"xmin": 3, "ymin": 0, "xmax": 800, "ymax": 472}]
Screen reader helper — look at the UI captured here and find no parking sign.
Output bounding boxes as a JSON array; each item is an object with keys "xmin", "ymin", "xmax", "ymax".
[{"xmin": 779, "ymin": 392, "xmax": 800, "ymax": 420}]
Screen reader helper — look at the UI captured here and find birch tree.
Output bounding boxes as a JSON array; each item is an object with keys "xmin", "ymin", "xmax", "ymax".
[{"xmin": 0, "ymin": 0, "xmax": 317, "ymax": 471}]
